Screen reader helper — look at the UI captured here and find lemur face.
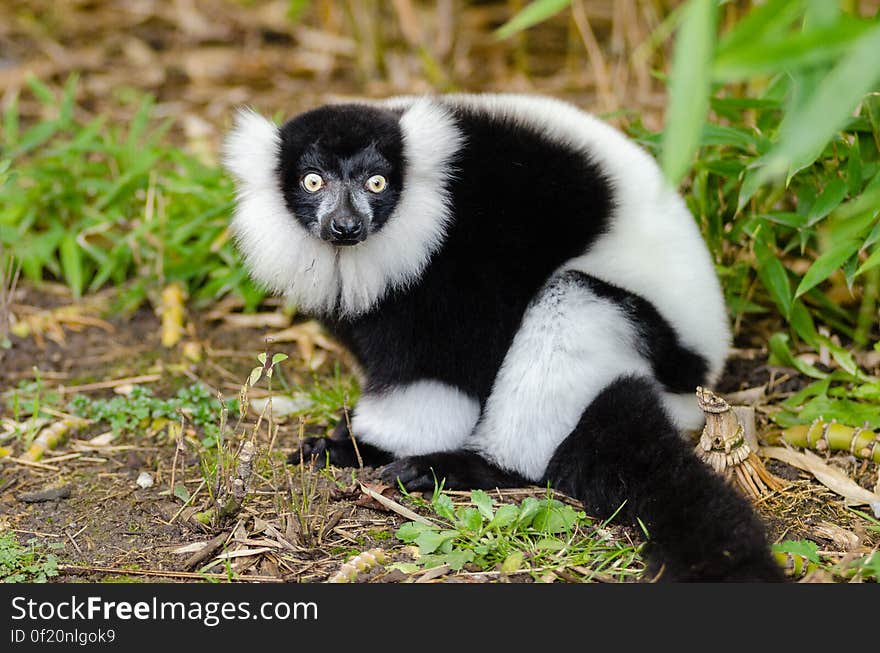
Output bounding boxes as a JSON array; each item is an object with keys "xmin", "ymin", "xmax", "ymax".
[{"xmin": 277, "ymin": 105, "xmax": 405, "ymax": 246}]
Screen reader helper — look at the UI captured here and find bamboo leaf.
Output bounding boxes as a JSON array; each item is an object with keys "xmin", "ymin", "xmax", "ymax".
[
  {"xmin": 713, "ymin": 17, "xmax": 873, "ymax": 81},
  {"xmin": 795, "ymin": 239, "xmax": 862, "ymax": 298},
  {"xmin": 493, "ymin": 0, "xmax": 571, "ymax": 40},
  {"xmin": 755, "ymin": 22, "xmax": 880, "ymax": 183},
  {"xmin": 661, "ymin": 0, "xmax": 717, "ymax": 185},
  {"xmin": 754, "ymin": 234, "xmax": 793, "ymax": 318}
]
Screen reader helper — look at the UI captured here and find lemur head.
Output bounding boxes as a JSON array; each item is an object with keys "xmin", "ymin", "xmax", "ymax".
[
  {"xmin": 223, "ymin": 99, "xmax": 462, "ymax": 316},
  {"xmin": 276, "ymin": 105, "xmax": 405, "ymax": 246}
]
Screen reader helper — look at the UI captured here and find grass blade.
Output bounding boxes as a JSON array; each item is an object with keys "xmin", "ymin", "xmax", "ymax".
[{"xmin": 493, "ymin": 0, "xmax": 571, "ymax": 40}]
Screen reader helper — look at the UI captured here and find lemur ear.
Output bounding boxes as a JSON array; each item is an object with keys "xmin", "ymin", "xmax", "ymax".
[{"xmin": 222, "ymin": 108, "xmax": 280, "ymax": 188}]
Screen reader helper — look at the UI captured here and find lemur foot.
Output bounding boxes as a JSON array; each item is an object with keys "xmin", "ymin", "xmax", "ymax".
[
  {"xmin": 381, "ymin": 452, "xmax": 527, "ymax": 491},
  {"xmin": 287, "ymin": 437, "xmax": 392, "ymax": 468}
]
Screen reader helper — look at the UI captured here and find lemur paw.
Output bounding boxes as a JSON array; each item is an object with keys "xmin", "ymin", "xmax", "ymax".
[
  {"xmin": 287, "ymin": 437, "xmax": 359, "ymax": 468},
  {"xmin": 380, "ymin": 456, "xmax": 440, "ymax": 491}
]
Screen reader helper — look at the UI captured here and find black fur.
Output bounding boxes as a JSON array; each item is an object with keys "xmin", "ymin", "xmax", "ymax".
[
  {"xmin": 381, "ymin": 452, "xmax": 528, "ymax": 491},
  {"xmin": 544, "ymin": 376, "xmax": 783, "ymax": 581}
]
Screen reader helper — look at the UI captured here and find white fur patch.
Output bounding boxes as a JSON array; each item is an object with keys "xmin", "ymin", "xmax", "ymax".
[
  {"xmin": 389, "ymin": 94, "xmax": 730, "ymax": 384},
  {"xmin": 467, "ymin": 276, "xmax": 654, "ymax": 481},
  {"xmin": 352, "ymin": 381, "xmax": 480, "ymax": 457},
  {"xmin": 223, "ymin": 101, "xmax": 463, "ymax": 317}
]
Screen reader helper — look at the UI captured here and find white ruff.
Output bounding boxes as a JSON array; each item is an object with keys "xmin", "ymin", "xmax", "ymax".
[
  {"xmin": 352, "ymin": 381, "xmax": 481, "ymax": 457},
  {"xmin": 223, "ymin": 101, "xmax": 463, "ymax": 317}
]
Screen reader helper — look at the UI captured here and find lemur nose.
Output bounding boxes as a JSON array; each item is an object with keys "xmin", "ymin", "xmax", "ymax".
[{"xmin": 329, "ymin": 217, "xmax": 364, "ymax": 240}]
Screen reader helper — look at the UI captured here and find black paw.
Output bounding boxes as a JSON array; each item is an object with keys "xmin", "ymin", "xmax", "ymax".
[
  {"xmin": 288, "ymin": 437, "xmax": 357, "ymax": 469},
  {"xmin": 288, "ymin": 437, "xmax": 393, "ymax": 469},
  {"xmin": 380, "ymin": 452, "xmax": 526, "ymax": 491},
  {"xmin": 380, "ymin": 456, "xmax": 440, "ymax": 491}
]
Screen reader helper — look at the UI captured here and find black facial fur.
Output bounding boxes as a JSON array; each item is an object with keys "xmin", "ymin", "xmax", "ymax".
[{"xmin": 276, "ymin": 104, "xmax": 405, "ymax": 240}]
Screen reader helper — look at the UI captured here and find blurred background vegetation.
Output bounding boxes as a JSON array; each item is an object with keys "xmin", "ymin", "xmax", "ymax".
[{"xmin": 1, "ymin": 0, "xmax": 880, "ymax": 417}]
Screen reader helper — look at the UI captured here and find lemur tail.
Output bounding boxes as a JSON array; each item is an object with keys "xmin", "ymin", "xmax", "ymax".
[{"xmin": 545, "ymin": 375, "xmax": 784, "ymax": 582}]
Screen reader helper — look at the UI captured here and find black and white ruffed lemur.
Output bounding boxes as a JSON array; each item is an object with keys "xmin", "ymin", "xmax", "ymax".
[{"xmin": 224, "ymin": 94, "xmax": 783, "ymax": 581}]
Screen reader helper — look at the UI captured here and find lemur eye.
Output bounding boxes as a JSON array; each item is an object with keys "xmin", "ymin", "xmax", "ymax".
[
  {"xmin": 301, "ymin": 173, "xmax": 324, "ymax": 193},
  {"xmin": 366, "ymin": 175, "xmax": 387, "ymax": 193}
]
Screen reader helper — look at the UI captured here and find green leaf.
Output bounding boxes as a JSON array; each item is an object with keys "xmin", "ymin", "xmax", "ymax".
[
  {"xmin": 660, "ymin": 0, "xmax": 717, "ymax": 185},
  {"xmin": 768, "ymin": 332, "xmax": 827, "ymax": 379},
  {"xmin": 432, "ymin": 493, "xmax": 455, "ymax": 521},
  {"xmin": 794, "ymin": 238, "xmax": 861, "ymax": 297},
  {"xmin": 257, "ymin": 352, "xmax": 267, "ymax": 365},
  {"xmin": 805, "ymin": 177, "xmax": 847, "ymax": 227},
  {"xmin": 488, "ymin": 503, "xmax": 520, "ymax": 530},
  {"xmin": 493, "ymin": 0, "xmax": 571, "ymax": 40},
  {"xmin": 173, "ymin": 483, "xmax": 190, "ymax": 502},
  {"xmin": 248, "ymin": 366, "xmax": 263, "ymax": 386},
  {"xmin": 443, "ymin": 549, "xmax": 474, "ymax": 571},
  {"xmin": 756, "ymin": 22, "xmax": 880, "ymax": 183},
  {"xmin": 754, "ymin": 234, "xmax": 793, "ymax": 318},
  {"xmin": 716, "ymin": 0, "xmax": 802, "ymax": 56},
  {"xmin": 25, "ymin": 75, "xmax": 56, "ymax": 106},
  {"xmin": 456, "ymin": 507, "xmax": 483, "ymax": 532},
  {"xmin": 500, "ymin": 550, "xmax": 524, "ymax": 573},
  {"xmin": 395, "ymin": 521, "xmax": 430, "ymax": 543},
  {"xmin": 713, "ymin": 17, "xmax": 874, "ymax": 81},
  {"xmin": 470, "ymin": 489, "xmax": 494, "ymax": 521},
  {"xmin": 532, "ymin": 499, "xmax": 578, "ymax": 533},
  {"xmin": 271, "ymin": 353, "xmax": 288, "ymax": 366},
  {"xmin": 59, "ymin": 233, "xmax": 84, "ymax": 299},
  {"xmin": 773, "ymin": 539, "xmax": 820, "ymax": 564},
  {"xmin": 856, "ymin": 246, "xmax": 880, "ymax": 277},
  {"xmin": 414, "ymin": 529, "xmax": 458, "ymax": 555}
]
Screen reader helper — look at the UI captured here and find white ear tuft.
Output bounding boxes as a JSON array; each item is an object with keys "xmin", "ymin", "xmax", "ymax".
[{"xmin": 222, "ymin": 108, "xmax": 280, "ymax": 189}]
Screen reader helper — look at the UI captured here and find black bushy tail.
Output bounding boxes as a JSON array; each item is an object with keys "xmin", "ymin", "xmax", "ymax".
[{"xmin": 545, "ymin": 376, "xmax": 784, "ymax": 582}]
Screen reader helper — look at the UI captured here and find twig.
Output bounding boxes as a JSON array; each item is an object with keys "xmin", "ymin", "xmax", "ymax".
[
  {"xmin": 58, "ymin": 564, "xmax": 282, "ymax": 582},
  {"xmin": 183, "ymin": 531, "xmax": 230, "ymax": 571},
  {"xmin": 59, "ymin": 374, "xmax": 162, "ymax": 394},
  {"xmin": 3, "ymin": 457, "xmax": 60, "ymax": 471},
  {"xmin": 358, "ymin": 483, "xmax": 438, "ymax": 527}
]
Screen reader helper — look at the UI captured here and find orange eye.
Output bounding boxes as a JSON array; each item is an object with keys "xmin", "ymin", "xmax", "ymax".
[
  {"xmin": 366, "ymin": 175, "xmax": 387, "ymax": 193},
  {"xmin": 301, "ymin": 173, "xmax": 324, "ymax": 193}
]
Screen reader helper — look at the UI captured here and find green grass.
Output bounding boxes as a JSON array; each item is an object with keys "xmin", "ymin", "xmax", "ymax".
[
  {"xmin": 0, "ymin": 531, "xmax": 61, "ymax": 583},
  {"xmin": 395, "ymin": 486, "xmax": 643, "ymax": 581},
  {"xmin": 1, "ymin": 75, "xmax": 262, "ymax": 313}
]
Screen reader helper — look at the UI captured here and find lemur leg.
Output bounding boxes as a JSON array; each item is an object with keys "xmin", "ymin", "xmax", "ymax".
[
  {"xmin": 290, "ymin": 379, "xmax": 480, "ymax": 470},
  {"xmin": 459, "ymin": 271, "xmax": 779, "ymax": 580},
  {"xmin": 545, "ymin": 376, "xmax": 783, "ymax": 581}
]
